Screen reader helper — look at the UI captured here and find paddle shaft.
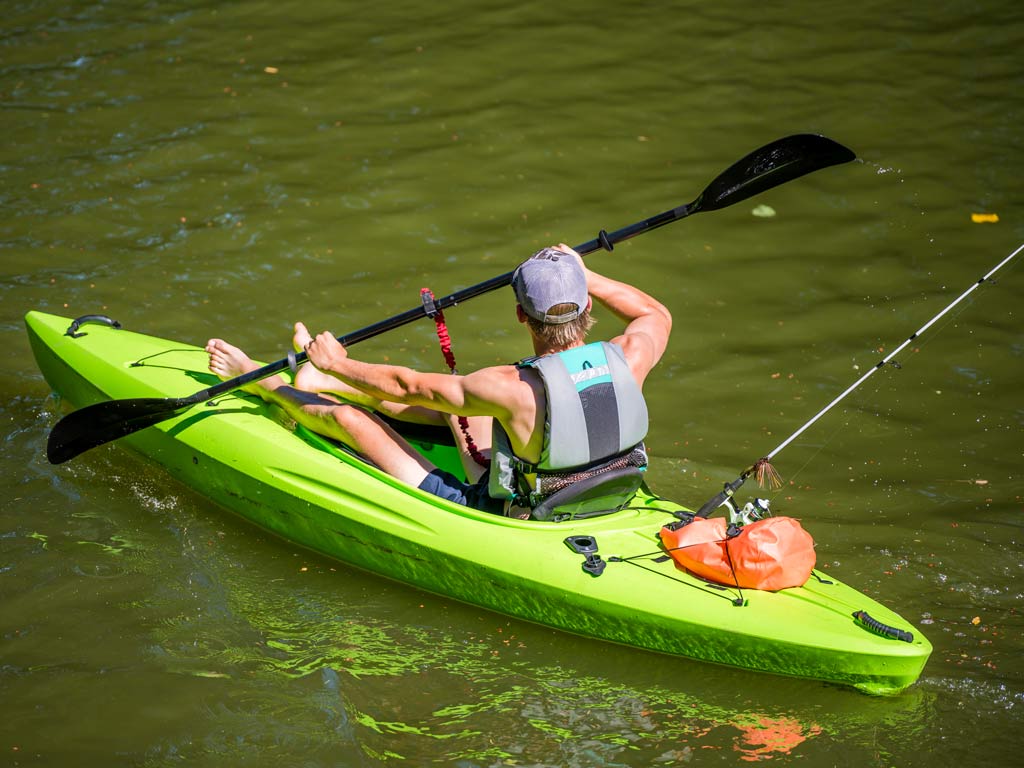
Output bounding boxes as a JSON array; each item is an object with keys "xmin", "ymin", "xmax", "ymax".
[
  {"xmin": 47, "ymin": 133, "xmax": 856, "ymax": 463},
  {"xmin": 202, "ymin": 132, "xmax": 860, "ymax": 400},
  {"xmin": 197, "ymin": 202, "xmax": 700, "ymax": 402}
]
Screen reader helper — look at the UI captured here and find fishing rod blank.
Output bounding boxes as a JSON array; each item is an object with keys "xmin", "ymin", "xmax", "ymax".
[
  {"xmin": 697, "ymin": 241, "xmax": 1024, "ymax": 517},
  {"xmin": 765, "ymin": 240, "xmax": 1024, "ymax": 461}
]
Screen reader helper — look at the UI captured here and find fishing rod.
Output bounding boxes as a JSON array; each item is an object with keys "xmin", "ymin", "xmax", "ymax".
[{"xmin": 696, "ymin": 240, "xmax": 1024, "ymax": 518}]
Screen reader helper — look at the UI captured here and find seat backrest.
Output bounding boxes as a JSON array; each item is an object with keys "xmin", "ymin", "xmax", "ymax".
[{"xmin": 531, "ymin": 466, "xmax": 645, "ymax": 522}]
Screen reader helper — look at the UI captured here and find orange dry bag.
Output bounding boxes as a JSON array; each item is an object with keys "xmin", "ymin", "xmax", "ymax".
[{"xmin": 659, "ymin": 516, "xmax": 815, "ymax": 591}]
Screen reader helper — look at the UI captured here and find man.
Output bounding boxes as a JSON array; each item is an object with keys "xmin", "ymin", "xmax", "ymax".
[{"xmin": 206, "ymin": 244, "xmax": 671, "ymax": 517}]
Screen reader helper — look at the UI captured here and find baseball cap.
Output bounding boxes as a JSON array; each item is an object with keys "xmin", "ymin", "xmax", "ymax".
[{"xmin": 512, "ymin": 247, "xmax": 589, "ymax": 324}]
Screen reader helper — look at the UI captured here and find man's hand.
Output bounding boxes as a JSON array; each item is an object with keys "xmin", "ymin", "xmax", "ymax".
[
  {"xmin": 305, "ymin": 330, "xmax": 349, "ymax": 372},
  {"xmin": 556, "ymin": 242, "xmax": 587, "ymax": 271}
]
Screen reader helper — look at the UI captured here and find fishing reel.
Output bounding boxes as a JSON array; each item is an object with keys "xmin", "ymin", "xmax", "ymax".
[
  {"xmin": 694, "ymin": 472, "xmax": 772, "ymax": 527},
  {"xmin": 728, "ymin": 497, "xmax": 771, "ymax": 527},
  {"xmin": 693, "ymin": 453, "xmax": 783, "ymax": 525}
]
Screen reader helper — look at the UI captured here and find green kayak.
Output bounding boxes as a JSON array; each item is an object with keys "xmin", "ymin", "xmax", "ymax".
[{"xmin": 25, "ymin": 310, "xmax": 931, "ymax": 694}]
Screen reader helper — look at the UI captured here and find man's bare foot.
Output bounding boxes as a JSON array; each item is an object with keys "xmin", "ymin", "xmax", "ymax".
[
  {"xmin": 205, "ymin": 339, "xmax": 278, "ymax": 397},
  {"xmin": 292, "ymin": 322, "xmax": 314, "ymax": 354},
  {"xmin": 291, "ymin": 321, "xmax": 315, "ymax": 389}
]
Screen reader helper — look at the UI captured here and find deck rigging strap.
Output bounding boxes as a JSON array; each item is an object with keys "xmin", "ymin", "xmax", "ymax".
[
  {"xmin": 610, "ymin": 540, "xmax": 747, "ymax": 607},
  {"xmin": 421, "ymin": 288, "xmax": 490, "ymax": 469}
]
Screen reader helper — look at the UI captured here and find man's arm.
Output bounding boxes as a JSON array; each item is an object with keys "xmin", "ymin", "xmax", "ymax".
[
  {"xmin": 302, "ymin": 331, "xmax": 513, "ymax": 419},
  {"xmin": 558, "ymin": 243, "xmax": 673, "ymax": 385}
]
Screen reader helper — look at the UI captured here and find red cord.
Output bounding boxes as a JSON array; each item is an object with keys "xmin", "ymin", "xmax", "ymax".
[{"xmin": 421, "ymin": 288, "xmax": 490, "ymax": 468}]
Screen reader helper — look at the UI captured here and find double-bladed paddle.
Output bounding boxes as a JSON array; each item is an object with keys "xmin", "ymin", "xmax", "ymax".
[{"xmin": 46, "ymin": 133, "xmax": 856, "ymax": 464}]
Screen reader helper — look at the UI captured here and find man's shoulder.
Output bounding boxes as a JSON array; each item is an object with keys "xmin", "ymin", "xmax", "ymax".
[
  {"xmin": 458, "ymin": 362, "xmax": 540, "ymax": 418},
  {"xmin": 467, "ymin": 361, "xmax": 541, "ymax": 395},
  {"xmin": 470, "ymin": 361, "xmax": 531, "ymax": 383}
]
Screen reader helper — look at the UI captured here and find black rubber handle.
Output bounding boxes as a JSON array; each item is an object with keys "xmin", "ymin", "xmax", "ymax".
[
  {"xmin": 853, "ymin": 610, "xmax": 914, "ymax": 643},
  {"xmin": 66, "ymin": 314, "xmax": 122, "ymax": 338}
]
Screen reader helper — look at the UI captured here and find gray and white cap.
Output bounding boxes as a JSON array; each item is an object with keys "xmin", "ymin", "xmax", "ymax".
[{"xmin": 512, "ymin": 247, "xmax": 589, "ymax": 324}]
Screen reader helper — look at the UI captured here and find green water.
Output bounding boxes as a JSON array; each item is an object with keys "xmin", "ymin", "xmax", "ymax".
[{"xmin": 3, "ymin": 1, "xmax": 1023, "ymax": 765}]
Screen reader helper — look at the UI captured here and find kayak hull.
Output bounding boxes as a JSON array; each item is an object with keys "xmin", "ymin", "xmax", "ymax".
[{"xmin": 25, "ymin": 311, "xmax": 932, "ymax": 694}]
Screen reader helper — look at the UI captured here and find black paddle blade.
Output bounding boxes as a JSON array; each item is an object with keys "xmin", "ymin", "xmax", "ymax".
[
  {"xmin": 47, "ymin": 397, "xmax": 193, "ymax": 464},
  {"xmin": 697, "ymin": 134, "xmax": 856, "ymax": 213}
]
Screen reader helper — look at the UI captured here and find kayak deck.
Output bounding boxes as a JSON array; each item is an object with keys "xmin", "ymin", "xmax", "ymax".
[{"xmin": 25, "ymin": 310, "xmax": 932, "ymax": 694}]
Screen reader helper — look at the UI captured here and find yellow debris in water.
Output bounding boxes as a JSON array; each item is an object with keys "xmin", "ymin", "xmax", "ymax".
[
  {"xmin": 971, "ymin": 213, "xmax": 999, "ymax": 223},
  {"xmin": 264, "ymin": 66, "xmax": 279, "ymax": 74}
]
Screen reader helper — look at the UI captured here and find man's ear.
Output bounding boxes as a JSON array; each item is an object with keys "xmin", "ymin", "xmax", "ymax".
[{"xmin": 516, "ymin": 305, "xmax": 528, "ymax": 323}]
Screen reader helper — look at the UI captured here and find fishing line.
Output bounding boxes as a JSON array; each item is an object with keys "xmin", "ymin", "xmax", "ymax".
[
  {"xmin": 697, "ymin": 241, "xmax": 1024, "ymax": 517},
  {"xmin": 766, "ymin": 289, "xmax": 982, "ymax": 497}
]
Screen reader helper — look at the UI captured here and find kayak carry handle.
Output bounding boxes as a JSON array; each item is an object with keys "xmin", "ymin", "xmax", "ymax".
[
  {"xmin": 66, "ymin": 314, "xmax": 122, "ymax": 338},
  {"xmin": 853, "ymin": 610, "xmax": 914, "ymax": 643}
]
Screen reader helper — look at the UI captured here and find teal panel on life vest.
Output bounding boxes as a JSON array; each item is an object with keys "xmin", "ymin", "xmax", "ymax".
[{"xmin": 558, "ymin": 343, "xmax": 612, "ymax": 393}]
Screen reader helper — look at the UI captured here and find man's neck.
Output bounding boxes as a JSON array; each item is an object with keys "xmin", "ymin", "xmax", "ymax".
[{"xmin": 532, "ymin": 338, "xmax": 587, "ymax": 357}]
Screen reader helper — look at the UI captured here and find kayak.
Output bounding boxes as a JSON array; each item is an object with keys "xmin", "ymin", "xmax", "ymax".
[{"xmin": 25, "ymin": 310, "xmax": 931, "ymax": 694}]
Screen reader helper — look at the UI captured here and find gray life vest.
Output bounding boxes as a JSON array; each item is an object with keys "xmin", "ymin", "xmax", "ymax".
[{"xmin": 488, "ymin": 341, "xmax": 649, "ymax": 504}]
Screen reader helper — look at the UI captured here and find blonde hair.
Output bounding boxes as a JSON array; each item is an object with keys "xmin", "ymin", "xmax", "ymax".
[{"xmin": 525, "ymin": 303, "xmax": 596, "ymax": 349}]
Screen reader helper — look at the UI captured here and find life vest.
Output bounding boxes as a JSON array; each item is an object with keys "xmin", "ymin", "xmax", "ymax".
[{"xmin": 488, "ymin": 341, "xmax": 649, "ymax": 508}]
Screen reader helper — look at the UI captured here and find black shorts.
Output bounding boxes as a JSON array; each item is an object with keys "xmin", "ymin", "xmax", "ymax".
[{"xmin": 417, "ymin": 468, "xmax": 504, "ymax": 515}]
